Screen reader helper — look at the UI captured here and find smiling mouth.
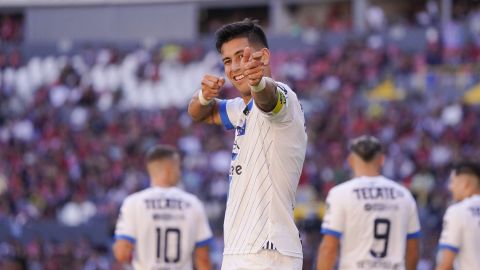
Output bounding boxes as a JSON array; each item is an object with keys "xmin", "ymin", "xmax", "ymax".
[{"xmin": 234, "ymin": 74, "xmax": 245, "ymax": 82}]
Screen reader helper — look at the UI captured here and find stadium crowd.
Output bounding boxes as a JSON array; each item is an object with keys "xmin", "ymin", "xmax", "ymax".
[{"xmin": 1, "ymin": 4, "xmax": 480, "ymax": 270}]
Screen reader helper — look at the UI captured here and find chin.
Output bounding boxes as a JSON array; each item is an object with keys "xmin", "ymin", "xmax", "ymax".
[{"xmin": 236, "ymin": 84, "xmax": 251, "ymax": 96}]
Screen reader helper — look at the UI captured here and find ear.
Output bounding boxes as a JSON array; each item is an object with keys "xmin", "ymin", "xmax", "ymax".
[
  {"xmin": 261, "ymin": 48, "xmax": 270, "ymax": 66},
  {"xmin": 379, "ymin": 154, "xmax": 385, "ymax": 166},
  {"xmin": 347, "ymin": 153, "xmax": 354, "ymax": 169}
]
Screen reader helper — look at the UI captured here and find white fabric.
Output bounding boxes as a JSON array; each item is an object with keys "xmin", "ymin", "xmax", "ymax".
[
  {"xmin": 322, "ymin": 176, "xmax": 421, "ymax": 269},
  {"xmin": 115, "ymin": 186, "xmax": 213, "ymax": 270},
  {"xmin": 439, "ymin": 195, "xmax": 480, "ymax": 269},
  {"xmin": 219, "ymin": 81, "xmax": 307, "ymax": 258},
  {"xmin": 221, "ymin": 250, "xmax": 302, "ymax": 270}
]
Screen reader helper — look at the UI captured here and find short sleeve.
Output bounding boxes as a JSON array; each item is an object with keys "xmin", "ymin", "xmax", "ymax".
[
  {"xmin": 194, "ymin": 199, "xmax": 214, "ymax": 247},
  {"xmin": 438, "ymin": 206, "xmax": 462, "ymax": 253},
  {"xmin": 218, "ymin": 98, "xmax": 244, "ymax": 130},
  {"xmin": 321, "ymin": 188, "xmax": 345, "ymax": 238},
  {"xmin": 114, "ymin": 197, "xmax": 136, "ymax": 244},
  {"xmin": 254, "ymin": 81, "xmax": 296, "ymax": 125},
  {"xmin": 407, "ymin": 197, "xmax": 422, "ymax": 239}
]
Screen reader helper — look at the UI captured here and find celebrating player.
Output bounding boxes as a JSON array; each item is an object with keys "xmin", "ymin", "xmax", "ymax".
[
  {"xmin": 316, "ymin": 135, "xmax": 421, "ymax": 270},
  {"xmin": 188, "ymin": 19, "xmax": 307, "ymax": 270},
  {"xmin": 436, "ymin": 161, "xmax": 480, "ymax": 270},
  {"xmin": 113, "ymin": 145, "xmax": 213, "ymax": 270}
]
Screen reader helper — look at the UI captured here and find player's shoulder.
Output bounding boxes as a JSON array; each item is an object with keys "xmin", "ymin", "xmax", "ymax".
[
  {"xmin": 121, "ymin": 188, "xmax": 148, "ymax": 206},
  {"xmin": 171, "ymin": 187, "xmax": 205, "ymax": 207},
  {"xmin": 380, "ymin": 176, "xmax": 411, "ymax": 192},
  {"xmin": 377, "ymin": 176, "xmax": 416, "ymax": 200},
  {"xmin": 223, "ymin": 97, "xmax": 244, "ymax": 107},
  {"xmin": 275, "ymin": 80, "xmax": 297, "ymax": 98},
  {"xmin": 448, "ymin": 197, "xmax": 476, "ymax": 213},
  {"xmin": 444, "ymin": 201, "xmax": 465, "ymax": 220}
]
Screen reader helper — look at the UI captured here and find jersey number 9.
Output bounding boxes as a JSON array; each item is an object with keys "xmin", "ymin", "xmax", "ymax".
[{"xmin": 370, "ymin": 218, "xmax": 391, "ymax": 258}]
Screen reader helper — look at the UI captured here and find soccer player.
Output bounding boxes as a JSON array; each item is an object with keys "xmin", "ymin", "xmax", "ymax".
[
  {"xmin": 436, "ymin": 161, "xmax": 480, "ymax": 270},
  {"xmin": 188, "ymin": 19, "xmax": 307, "ymax": 270},
  {"xmin": 113, "ymin": 145, "xmax": 213, "ymax": 270},
  {"xmin": 316, "ymin": 135, "xmax": 421, "ymax": 270}
]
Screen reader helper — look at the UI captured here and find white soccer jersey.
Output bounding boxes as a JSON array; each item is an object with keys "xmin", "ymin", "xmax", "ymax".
[
  {"xmin": 218, "ymin": 80, "xmax": 307, "ymax": 258},
  {"xmin": 438, "ymin": 194, "xmax": 480, "ymax": 269},
  {"xmin": 321, "ymin": 176, "xmax": 421, "ymax": 269},
  {"xmin": 115, "ymin": 186, "xmax": 213, "ymax": 270}
]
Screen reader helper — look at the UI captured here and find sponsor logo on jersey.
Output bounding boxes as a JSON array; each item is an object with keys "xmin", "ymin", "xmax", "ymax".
[{"xmin": 353, "ymin": 187, "xmax": 404, "ymax": 200}]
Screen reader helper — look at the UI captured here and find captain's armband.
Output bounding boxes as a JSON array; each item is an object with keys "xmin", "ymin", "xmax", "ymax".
[{"xmin": 271, "ymin": 86, "xmax": 287, "ymax": 115}]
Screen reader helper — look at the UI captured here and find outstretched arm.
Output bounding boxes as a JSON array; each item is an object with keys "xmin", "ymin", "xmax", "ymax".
[
  {"xmin": 241, "ymin": 47, "xmax": 277, "ymax": 112},
  {"xmin": 188, "ymin": 75, "xmax": 224, "ymax": 124}
]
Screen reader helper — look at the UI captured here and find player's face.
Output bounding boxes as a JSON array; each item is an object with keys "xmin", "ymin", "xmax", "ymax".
[
  {"xmin": 220, "ymin": 37, "xmax": 258, "ymax": 97},
  {"xmin": 448, "ymin": 172, "xmax": 467, "ymax": 201}
]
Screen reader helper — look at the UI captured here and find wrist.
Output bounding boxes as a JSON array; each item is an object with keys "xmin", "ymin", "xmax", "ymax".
[
  {"xmin": 250, "ymin": 77, "xmax": 267, "ymax": 93},
  {"xmin": 198, "ymin": 90, "xmax": 213, "ymax": 106}
]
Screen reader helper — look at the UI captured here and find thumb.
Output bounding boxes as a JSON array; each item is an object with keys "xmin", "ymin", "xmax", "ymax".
[
  {"xmin": 217, "ymin": 77, "xmax": 225, "ymax": 87},
  {"xmin": 241, "ymin": 47, "xmax": 251, "ymax": 66}
]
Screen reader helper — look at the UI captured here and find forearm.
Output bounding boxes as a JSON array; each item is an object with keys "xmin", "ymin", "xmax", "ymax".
[
  {"xmin": 251, "ymin": 77, "xmax": 277, "ymax": 112},
  {"xmin": 435, "ymin": 250, "xmax": 456, "ymax": 270},
  {"xmin": 195, "ymin": 259, "xmax": 212, "ymax": 270},
  {"xmin": 405, "ymin": 239, "xmax": 419, "ymax": 270},
  {"xmin": 187, "ymin": 90, "xmax": 217, "ymax": 123},
  {"xmin": 316, "ymin": 244, "xmax": 338, "ymax": 270},
  {"xmin": 406, "ymin": 255, "xmax": 419, "ymax": 270},
  {"xmin": 194, "ymin": 247, "xmax": 212, "ymax": 270}
]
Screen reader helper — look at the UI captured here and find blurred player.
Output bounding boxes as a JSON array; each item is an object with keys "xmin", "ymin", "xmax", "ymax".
[
  {"xmin": 316, "ymin": 135, "xmax": 421, "ymax": 270},
  {"xmin": 436, "ymin": 161, "xmax": 480, "ymax": 270},
  {"xmin": 188, "ymin": 19, "xmax": 307, "ymax": 270},
  {"xmin": 113, "ymin": 145, "xmax": 213, "ymax": 270}
]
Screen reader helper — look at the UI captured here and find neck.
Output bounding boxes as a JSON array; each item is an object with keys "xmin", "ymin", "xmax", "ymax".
[
  {"xmin": 242, "ymin": 95, "xmax": 252, "ymax": 105},
  {"xmin": 151, "ymin": 177, "xmax": 174, "ymax": 188},
  {"xmin": 464, "ymin": 189, "xmax": 480, "ymax": 198},
  {"xmin": 354, "ymin": 166, "xmax": 381, "ymax": 178}
]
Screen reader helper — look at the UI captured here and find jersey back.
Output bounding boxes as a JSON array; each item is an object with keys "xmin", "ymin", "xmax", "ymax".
[
  {"xmin": 321, "ymin": 176, "xmax": 421, "ymax": 270},
  {"xmin": 115, "ymin": 187, "xmax": 213, "ymax": 270}
]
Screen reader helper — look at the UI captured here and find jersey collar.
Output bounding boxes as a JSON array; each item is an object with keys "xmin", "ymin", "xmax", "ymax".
[{"xmin": 243, "ymin": 99, "xmax": 254, "ymax": 116}]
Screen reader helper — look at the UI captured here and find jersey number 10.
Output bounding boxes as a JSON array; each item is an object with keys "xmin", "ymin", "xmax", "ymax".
[
  {"xmin": 370, "ymin": 218, "xmax": 391, "ymax": 258},
  {"xmin": 156, "ymin": 227, "xmax": 181, "ymax": 263}
]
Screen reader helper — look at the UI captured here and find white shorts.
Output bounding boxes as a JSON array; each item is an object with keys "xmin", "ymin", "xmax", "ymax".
[{"xmin": 221, "ymin": 250, "xmax": 303, "ymax": 270}]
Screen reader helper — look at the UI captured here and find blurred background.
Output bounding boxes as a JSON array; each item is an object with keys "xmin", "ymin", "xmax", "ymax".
[{"xmin": 0, "ymin": 0, "xmax": 479, "ymax": 269}]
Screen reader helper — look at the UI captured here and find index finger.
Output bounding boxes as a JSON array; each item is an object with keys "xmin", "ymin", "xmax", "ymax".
[
  {"xmin": 241, "ymin": 47, "xmax": 252, "ymax": 66},
  {"xmin": 251, "ymin": 51, "xmax": 263, "ymax": 61},
  {"xmin": 204, "ymin": 74, "xmax": 221, "ymax": 83}
]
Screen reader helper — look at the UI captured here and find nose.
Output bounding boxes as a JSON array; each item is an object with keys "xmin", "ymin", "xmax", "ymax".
[{"xmin": 232, "ymin": 58, "xmax": 241, "ymax": 72}]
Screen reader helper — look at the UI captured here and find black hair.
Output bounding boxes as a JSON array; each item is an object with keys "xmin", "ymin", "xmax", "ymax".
[
  {"xmin": 215, "ymin": 18, "xmax": 269, "ymax": 53},
  {"xmin": 146, "ymin": 145, "xmax": 178, "ymax": 163},
  {"xmin": 349, "ymin": 135, "xmax": 383, "ymax": 162},
  {"xmin": 453, "ymin": 160, "xmax": 480, "ymax": 185}
]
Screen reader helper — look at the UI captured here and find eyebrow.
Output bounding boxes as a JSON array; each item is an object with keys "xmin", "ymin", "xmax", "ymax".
[{"xmin": 222, "ymin": 49, "xmax": 245, "ymax": 62}]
